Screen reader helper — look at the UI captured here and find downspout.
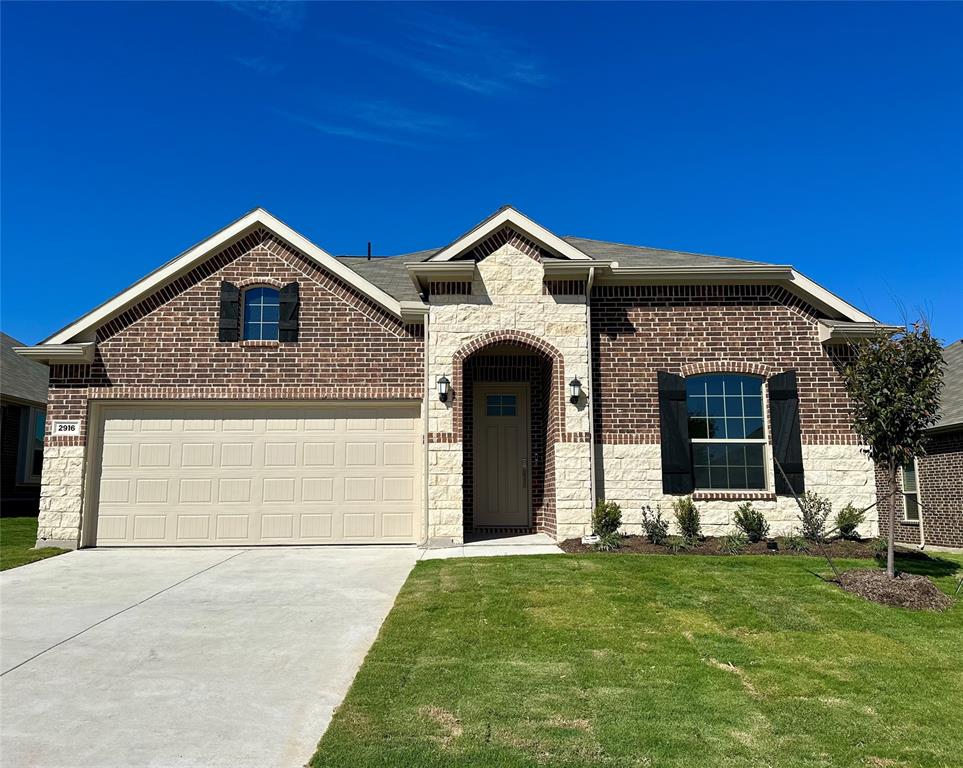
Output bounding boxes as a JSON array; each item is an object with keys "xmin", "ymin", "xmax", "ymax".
[
  {"xmin": 585, "ymin": 267, "xmax": 598, "ymax": 510},
  {"xmin": 419, "ymin": 306, "xmax": 431, "ymax": 547},
  {"xmin": 916, "ymin": 458, "xmax": 926, "ymax": 550}
]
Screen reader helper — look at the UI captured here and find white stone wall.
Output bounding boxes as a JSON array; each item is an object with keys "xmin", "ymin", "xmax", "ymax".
[
  {"xmin": 598, "ymin": 443, "xmax": 878, "ymax": 539},
  {"xmin": 426, "ymin": 244, "xmax": 593, "ymax": 541},
  {"xmin": 36, "ymin": 445, "xmax": 86, "ymax": 547}
]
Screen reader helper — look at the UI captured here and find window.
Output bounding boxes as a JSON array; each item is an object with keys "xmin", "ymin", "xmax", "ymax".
[
  {"xmin": 902, "ymin": 463, "xmax": 920, "ymax": 522},
  {"xmin": 19, "ymin": 407, "xmax": 44, "ymax": 484},
  {"xmin": 486, "ymin": 394, "xmax": 517, "ymax": 417},
  {"xmin": 686, "ymin": 374, "xmax": 766, "ymax": 490},
  {"xmin": 243, "ymin": 287, "xmax": 280, "ymax": 341}
]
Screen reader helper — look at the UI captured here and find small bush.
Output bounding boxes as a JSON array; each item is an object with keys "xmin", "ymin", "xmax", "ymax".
[
  {"xmin": 672, "ymin": 496, "xmax": 702, "ymax": 544},
  {"xmin": 784, "ymin": 530, "xmax": 809, "ymax": 553},
  {"xmin": 872, "ymin": 537, "xmax": 888, "ymax": 560},
  {"xmin": 835, "ymin": 503, "xmax": 866, "ymax": 540},
  {"xmin": 641, "ymin": 505, "xmax": 670, "ymax": 545},
  {"xmin": 719, "ymin": 533, "xmax": 749, "ymax": 555},
  {"xmin": 592, "ymin": 499, "xmax": 622, "ymax": 537},
  {"xmin": 594, "ymin": 532, "xmax": 622, "ymax": 552},
  {"xmin": 798, "ymin": 491, "xmax": 832, "ymax": 542},
  {"xmin": 733, "ymin": 502, "xmax": 770, "ymax": 543}
]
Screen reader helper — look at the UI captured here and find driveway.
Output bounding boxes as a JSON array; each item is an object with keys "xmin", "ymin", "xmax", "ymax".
[{"xmin": 0, "ymin": 546, "xmax": 417, "ymax": 768}]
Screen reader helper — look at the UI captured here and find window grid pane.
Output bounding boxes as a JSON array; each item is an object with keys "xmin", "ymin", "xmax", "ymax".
[{"xmin": 243, "ymin": 288, "xmax": 280, "ymax": 341}]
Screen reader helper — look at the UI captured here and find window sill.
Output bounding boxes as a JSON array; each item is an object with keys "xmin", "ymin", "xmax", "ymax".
[
  {"xmin": 899, "ymin": 520, "xmax": 920, "ymax": 526},
  {"xmin": 240, "ymin": 339, "xmax": 281, "ymax": 348},
  {"xmin": 692, "ymin": 490, "xmax": 777, "ymax": 502}
]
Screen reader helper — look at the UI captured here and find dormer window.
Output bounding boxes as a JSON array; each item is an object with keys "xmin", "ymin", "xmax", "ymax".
[{"xmin": 243, "ymin": 287, "xmax": 280, "ymax": 341}]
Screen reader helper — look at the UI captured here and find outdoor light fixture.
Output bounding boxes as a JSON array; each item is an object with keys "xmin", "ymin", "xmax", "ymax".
[
  {"xmin": 569, "ymin": 376, "xmax": 582, "ymax": 404},
  {"xmin": 437, "ymin": 375, "xmax": 451, "ymax": 402}
]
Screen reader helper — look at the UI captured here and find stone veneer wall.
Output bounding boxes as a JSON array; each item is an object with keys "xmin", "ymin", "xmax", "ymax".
[
  {"xmin": 38, "ymin": 228, "xmax": 424, "ymax": 547},
  {"xmin": 426, "ymin": 238, "xmax": 593, "ymax": 543}
]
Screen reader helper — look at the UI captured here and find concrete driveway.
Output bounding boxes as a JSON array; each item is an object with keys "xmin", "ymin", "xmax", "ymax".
[{"xmin": 0, "ymin": 546, "xmax": 417, "ymax": 768}]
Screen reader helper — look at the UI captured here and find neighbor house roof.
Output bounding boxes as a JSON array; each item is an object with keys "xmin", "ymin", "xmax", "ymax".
[
  {"xmin": 1, "ymin": 332, "xmax": 48, "ymax": 405},
  {"xmin": 932, "ymin": 340, "xmax": 963, "ymax": 432}
]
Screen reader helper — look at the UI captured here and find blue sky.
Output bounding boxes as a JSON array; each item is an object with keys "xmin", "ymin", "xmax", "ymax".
[{"xmin": 2, "ymin": 1, "xmax": 960, "ymax": 344}]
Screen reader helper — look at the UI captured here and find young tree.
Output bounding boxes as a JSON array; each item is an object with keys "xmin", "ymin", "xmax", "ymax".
[{"xmin": 842, "ymin": 323, "xmax": 944, "ymax": 578}]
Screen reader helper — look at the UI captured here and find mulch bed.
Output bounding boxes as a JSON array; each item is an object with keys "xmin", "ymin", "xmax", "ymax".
[
  {"xmin": 836, "ymin": 568, "xmax": 954, "ymax": 611},
  {"xmin": 558, "ymin": 535, "xmax": 879, "ymax": 558}
]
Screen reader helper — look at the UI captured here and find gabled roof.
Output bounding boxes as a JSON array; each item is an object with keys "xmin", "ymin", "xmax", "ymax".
[
  {"xmin": 932, "ymin": 340, "xmax": 963, "ymax": 432},
  {"xmin": 561, "ymin": 236, "xmax": 767, "ymax": 268},
  {"xmin": 1, "ymin": 333, "xmax": 48, "ymax": 404},
  {"xmin": 427, "ymin": 205, "xmax": 593, "ymax": 262},
  {"xmin": 43, "ymin": 208, "xmax": 408, "ymax": 345}
]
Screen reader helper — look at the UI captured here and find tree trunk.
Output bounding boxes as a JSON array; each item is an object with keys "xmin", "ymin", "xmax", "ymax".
[{"xmin": 887, "ymin": 465, "xmax": 898, "ymax": 579}]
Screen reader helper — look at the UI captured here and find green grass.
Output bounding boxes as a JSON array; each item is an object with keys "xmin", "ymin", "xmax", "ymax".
[
  {"xmin": 0, "ymin": 517, "xmax": 68, "ymax": 571},
  {"xmin": 312, "ymin": 552, "xmax": 963, "ymax": 768}
]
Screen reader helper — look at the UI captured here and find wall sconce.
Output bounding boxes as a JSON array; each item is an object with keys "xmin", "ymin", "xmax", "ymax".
[
  {"xmin": 437, "ymin": 375, "xmax": 451, "ymax": 402},
  {"xmin": 569, "ymin": 376, "xmax": 582, "ymax": 404}
]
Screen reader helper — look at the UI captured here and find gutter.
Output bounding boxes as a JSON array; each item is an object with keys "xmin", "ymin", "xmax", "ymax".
[
  {"xmin": 14, "ymin": 343, "xmax": 96, "ymax": 365},
  {"xmin": 584, "ymin": 267, "xmax": 598, "ymax": 512}
]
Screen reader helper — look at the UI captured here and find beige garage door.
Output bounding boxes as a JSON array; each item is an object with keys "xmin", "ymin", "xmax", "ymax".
[{"xmin": 91, "ymin": 403, "xmax": 422, "ymax": 546}]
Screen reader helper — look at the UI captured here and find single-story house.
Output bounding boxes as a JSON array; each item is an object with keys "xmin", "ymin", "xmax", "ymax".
[
  {"xmin": 878, "ymin": 339, "xmax": 962, "ymax": 550},
  {"xmin": 17, "ymin": 206, "xmax": 892, "ymax": 549},
  {"xmin": 1, "ymin": 332, "xmax": 48, "ymax": 515}
]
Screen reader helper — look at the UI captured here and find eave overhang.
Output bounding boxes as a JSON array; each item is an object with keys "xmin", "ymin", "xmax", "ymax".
[
  {"xmin": 817, "ymin": 320, "xmax": 903, "ymax": 344},
  {"xmin": 14, "ymin": 343, "xmax": 96, "ymax": 365}
]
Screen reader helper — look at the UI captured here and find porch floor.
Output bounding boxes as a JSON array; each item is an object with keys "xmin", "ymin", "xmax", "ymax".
[{"xmin": 419, "ymin": 533, "xmax": 563, "ymax": 560}]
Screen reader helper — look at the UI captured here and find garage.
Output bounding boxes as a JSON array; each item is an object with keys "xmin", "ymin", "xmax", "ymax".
[{"xmin": 87, "ymin": 403, "xmax": 422, "ymax": 546}]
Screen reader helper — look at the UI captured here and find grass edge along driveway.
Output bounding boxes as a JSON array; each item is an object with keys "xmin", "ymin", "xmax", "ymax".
[
  {"xmin": 1, "ymin": 517, "xmax": 68, "ymax": 571},
  {"xmin": 312, "ymin": 552, "xmax": 962, "ymax": 768}
]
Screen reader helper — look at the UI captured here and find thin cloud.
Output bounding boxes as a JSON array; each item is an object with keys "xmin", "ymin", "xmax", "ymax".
[
  {"xmin": 222, "ymin": 1, "xmax": 306, "ymax": 32},
  {"xmin": 232, "ymin": 55, "xmax": 285, "ymax": 75},
  {"xmin": 271, "ymin": 108, "xmax": 414, "ymax": 147},
  {"xmin": 330, "ymin": 11, "xmax": 549, "ymax": 96}
]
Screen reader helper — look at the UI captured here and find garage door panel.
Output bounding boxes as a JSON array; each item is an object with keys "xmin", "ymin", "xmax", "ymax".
[{"xmin": 94, "ymin": 403, "xmax": 421, "ymax": 546}]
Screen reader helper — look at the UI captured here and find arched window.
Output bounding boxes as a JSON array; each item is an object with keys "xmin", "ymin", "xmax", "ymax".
[
  {"xmin": 685, "ymin": 374, "xmax": 767, "ymax": 490},
  {"xmin": 243, "ymin": 286, "xmax": 280, "ymax": 341}
]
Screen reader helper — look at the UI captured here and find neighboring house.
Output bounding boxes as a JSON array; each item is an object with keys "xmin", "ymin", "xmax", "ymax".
[
  {"xmin": 1, "ymin": 332, "xmax": 48, "ymax": 514},
  {"xmin": 878, "ymin": 339, "xmax": 963, "ymax": 550},
  {"xmin": 17, "ymin": 206, "xmax": 890, "ymax": 549}
]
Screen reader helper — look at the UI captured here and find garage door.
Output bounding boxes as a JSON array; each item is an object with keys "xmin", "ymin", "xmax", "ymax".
[{"xmin": 90, "ymin": 403, "xmax": 422, "ymax": 546}]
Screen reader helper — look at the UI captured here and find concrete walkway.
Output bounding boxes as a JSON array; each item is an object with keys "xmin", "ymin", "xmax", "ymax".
[
  {"xmin": 0, "ymin": 546, "xmax": 416, "ymax": 768},
  {"xmin": 420, "ymin": 533, "xmax": 564, "ymax": 560}
]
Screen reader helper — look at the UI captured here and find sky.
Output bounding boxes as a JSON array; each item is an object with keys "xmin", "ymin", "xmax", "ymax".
[{"xmin": 1, "ymin": 1, "xmax": 960, "ymax": 345}]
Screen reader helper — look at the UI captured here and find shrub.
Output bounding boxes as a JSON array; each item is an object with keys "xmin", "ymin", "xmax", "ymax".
[
  {"xmin": 641, "ymin": 505, "xmax": 670, "ymax": 545},
  {"xmin": 784, "ymin": 530, "xmax": 809, "ymax": 553},
  {"xmin": 719, "ymin": 533, "xmax": 748, "ymax": 555},
  {"xmin": 835, "ymin": 503, "xmax": 866, "ymax": 540},
  {"xmin": 733, "ymin": 502, "xmax": 770, "ymax": 543},
  {"xmin": 798, "ymin": 491, "xmax": 832, "ymax": 542},
  {"xmin": 592, "ymin": 499, "xmax": 622, "ymax": 537},
  {"xmin": 872, "ymin": 537, "xmax": 888, "ymax": 560},
  {"xmin": 594, "ymin": 531, "xmax": 622, "ymax": 552},
  {"xmin": 672, "ymin": 496, "xmax": 702, "ymax": 544}
]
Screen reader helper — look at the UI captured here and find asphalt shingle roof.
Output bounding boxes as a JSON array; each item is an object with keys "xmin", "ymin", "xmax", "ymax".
[
  {"xmin": 0, "ymin": 332, "xmax": 48, "ymax": 405},
  {"xmin": 934, "ymin": 339, "xmax": 963, "ymax": 431}
]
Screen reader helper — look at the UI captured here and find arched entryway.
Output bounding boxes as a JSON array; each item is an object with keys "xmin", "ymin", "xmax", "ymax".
[{"xmin": 452, "ymin": 331, "xmax": 564, "ymax": 540}]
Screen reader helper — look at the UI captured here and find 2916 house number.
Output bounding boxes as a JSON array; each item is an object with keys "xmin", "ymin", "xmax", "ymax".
[{"xmin": 52, "ymin": 420, "xmax": 80, "ymax": 435}]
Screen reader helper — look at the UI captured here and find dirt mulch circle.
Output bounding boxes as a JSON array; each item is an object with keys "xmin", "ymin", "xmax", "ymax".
[
  {"xmin": 559, "ymin": 535, "xmax": 878, "ymax": 558},
  {"xmin": 836, "ymin": 568, "xmax": 953, "ymax": 611}
]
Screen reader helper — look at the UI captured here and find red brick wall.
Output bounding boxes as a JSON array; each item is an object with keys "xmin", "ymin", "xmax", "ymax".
[
  {"xmin": 876, "ymin": 429, "xmax": 963, "ymax": 549},
  {"xmin": 590, "ymin": 284, "xmax": 857, "ymax": 444},
  {"xmin": 46, "ymin": 229, "xmax": 424, "ymax": 444}
]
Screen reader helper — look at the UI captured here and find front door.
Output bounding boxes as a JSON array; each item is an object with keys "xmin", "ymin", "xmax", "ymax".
[{"xmin": 473, "ymin": 384, "xmax": 530, "ymax": 527}]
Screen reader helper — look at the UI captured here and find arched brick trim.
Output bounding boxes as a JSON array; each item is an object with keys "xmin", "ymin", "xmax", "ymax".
[
  {"xmin": 236, "ymin": 277, "xmax": 285, "ymax": 289},
  {"xmin": 680, "ymin": 360, "xmax": 772, "ymax": 378}
]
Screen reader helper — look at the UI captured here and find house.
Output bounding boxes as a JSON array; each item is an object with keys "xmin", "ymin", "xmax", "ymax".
[
  {"xmin": 16, "ymin": 206, "xmax": 889, "ymax": 549},
  {"xmin": 878, "ymin": 339, "xmax": 963, "ymax": 550},
  {"xmin": 1, "ymin": 332, "xmax": 48, "ymax": 514}
]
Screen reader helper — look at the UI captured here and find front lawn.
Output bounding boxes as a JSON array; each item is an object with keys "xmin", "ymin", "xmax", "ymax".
[
  {"xmin": 312, "ymin": 552, "xmax": 962, "ymax": 768},
  {"xmin": 0, "ymin": 517, "xmax": 68, "ymax": 571}
]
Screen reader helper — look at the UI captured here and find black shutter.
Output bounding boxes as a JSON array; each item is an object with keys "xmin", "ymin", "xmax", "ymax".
[
  {"xmin": 279, "ymin": 282, "xmax": 299, "ymax": 342},
  {"xmin": 218, "ymin": 281, "xmax": 240, "ymax": 342},
  {"xmin": 769, "ymin": 370, "xmax": 805, "ymax": 495},
  {"xmin": 658, "ymin": 371, "xmax": 694, "ymax": 494}
]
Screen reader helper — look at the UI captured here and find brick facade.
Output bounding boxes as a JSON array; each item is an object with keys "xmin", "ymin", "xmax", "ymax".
[{"xmin": 876, "ymin": 429, "xmax": 963, "ymax": 549}]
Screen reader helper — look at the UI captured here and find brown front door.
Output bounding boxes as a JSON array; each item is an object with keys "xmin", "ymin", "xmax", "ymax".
[{"xmin": 473, "ymin": 384, "xmax": 530, "ymax": 527}]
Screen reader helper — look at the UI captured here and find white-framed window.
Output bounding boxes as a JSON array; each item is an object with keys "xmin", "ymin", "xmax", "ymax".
[
  {"xmin": 18, "ymin": 406, "xmax": 45, "ymax": 484},
  {"xmin": 901, "ymin": 462, "xmax": 920, "ymax": 522},
  {"xmin": 242, "ymin": 286, "xmax": 280, "ymax": 341},
  {"xmin": 686, "ymin": 374, "xmax": 767, "ymax": 491}
]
